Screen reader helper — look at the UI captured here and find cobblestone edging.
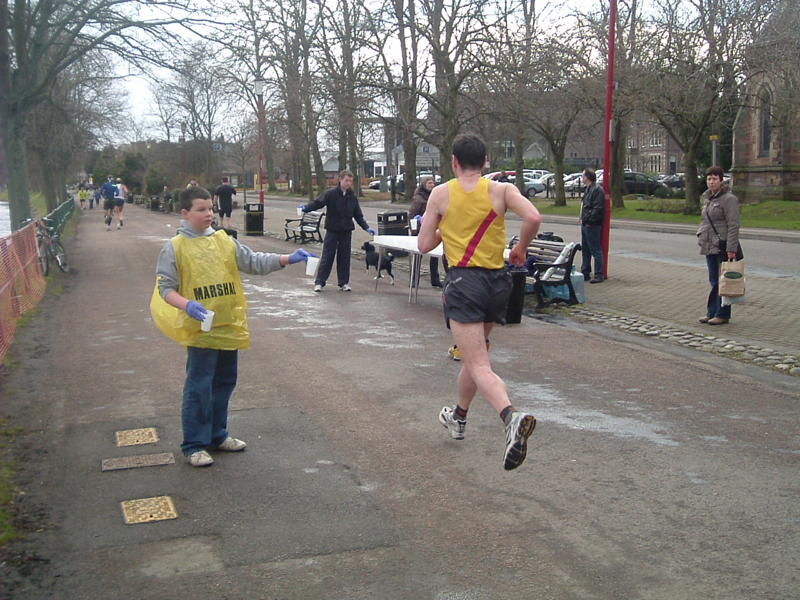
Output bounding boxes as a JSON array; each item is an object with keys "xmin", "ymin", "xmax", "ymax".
[{"xmin": 566, "ymin": 306, "xmax": 800, "ymax": 377}]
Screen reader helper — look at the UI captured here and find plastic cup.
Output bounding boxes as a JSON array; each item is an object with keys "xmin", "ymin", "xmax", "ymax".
[
  {"xmin": 200, "ymin": 309, "xmax": 215, "ymax": 332},
  {"xmin": 305, "ymin": 256, "xmax": 320, "ymax": 277},
  {"xmin": 409, "ymin": 218, "xmax": 418, "ymax": 231},
  {"xmin": 296, "ymin": 207, "xmax": 304, "ymax": 216}
]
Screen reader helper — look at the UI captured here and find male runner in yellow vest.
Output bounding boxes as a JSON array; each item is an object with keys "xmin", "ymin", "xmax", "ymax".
[{"xmin": 418, "ymin": 134, "xmax": 542, "ymax": 470}]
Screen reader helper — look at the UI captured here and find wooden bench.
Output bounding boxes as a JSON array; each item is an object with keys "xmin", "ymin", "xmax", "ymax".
[
  {"xmin": 284, "ymin": 210, "xmax": 325, "ymax": 243},
  {"xmin": 510, "ymin": 237, "xmax": 582, "ymax": 308}
]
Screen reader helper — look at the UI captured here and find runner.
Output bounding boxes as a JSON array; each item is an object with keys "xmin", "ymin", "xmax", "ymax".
[
  {"xmin": 417, "ymin": 134, "xmax": 542, "ymax": 470},
  {"xmin": 213, "ymin": 177, "xmax": 237, "ymax": 229},
  {"xmin": 100, "ymin": 177, "xmax": 117, "ymax": 231},
  {"xmin": 113, "ymin": 178, "xmax": 128, "ymax": 230}
]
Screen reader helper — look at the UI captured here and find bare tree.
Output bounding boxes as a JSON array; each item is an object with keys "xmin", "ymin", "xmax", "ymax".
[
  {"xmin": 639, "ymin": 0, "xmax": 777, "ymax": 213},
  {"xmin": 0, "ymin": 0, "xmax": 195, "ymax": 228}
]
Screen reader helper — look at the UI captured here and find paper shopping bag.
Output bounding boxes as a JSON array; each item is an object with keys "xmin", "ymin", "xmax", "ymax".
[{"xmin": 719, "ymin": 260, "xmax": 745, "ymax": 297}]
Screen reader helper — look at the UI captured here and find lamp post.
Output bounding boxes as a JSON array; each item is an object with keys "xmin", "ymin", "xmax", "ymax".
[
  {"xmin": 254, "ymin": 78, "xmax": 266, "ymax": 206},
  {"xmin": 600, "ymin": 0, "xmax": 617, "ymax": 280}
]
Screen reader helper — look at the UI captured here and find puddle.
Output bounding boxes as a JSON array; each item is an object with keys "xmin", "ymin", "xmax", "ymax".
[{"xmin": 509, "ymin": 382, "xmax": 681, "ymax": 446}]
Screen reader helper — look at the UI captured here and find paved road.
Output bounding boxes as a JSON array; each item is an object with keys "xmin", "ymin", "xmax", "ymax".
[{"xmin": 2, "ymin": 204, "xmax": 798, "ymax": 599}]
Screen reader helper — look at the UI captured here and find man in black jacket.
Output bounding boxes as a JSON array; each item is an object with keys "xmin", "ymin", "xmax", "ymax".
[
  {"xmin": 579, "ymin": 168, "xmax": 605, "ymax": 283},
  {"xmin": 301, "ymin": 170, "xmax": 375, "ymax": 292}
]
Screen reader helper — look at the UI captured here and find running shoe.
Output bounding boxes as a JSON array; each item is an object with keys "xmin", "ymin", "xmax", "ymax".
[
  {"xmin": 438, "ymin": 406, "xmax": 466, "ymax": 440},
  {"xmin": 213, "ymin": 436, "xmax": 247, "ymax": 452},
  {"xmin": 339, "ymin": 284, "xmax": 352, "ymax": 292},
  {"xmin": 503, "ymin": 411, "xmax": 536, "ymax": 470},
  {"xmin": 448, "ymin": 345, "xmax": 462, "ymax": 361},
  {"xmin": 313, "ymin": 284, "xmax": 323, "ymax": 293},
  {"xmin": 186, "ymin": 450, "xmax": 214, "ymax": 467}
]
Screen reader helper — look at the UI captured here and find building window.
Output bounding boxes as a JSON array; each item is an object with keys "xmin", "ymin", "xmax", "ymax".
[{"xmin": 758, "ymin": 88, "xmax": 772, "ymax": 157}]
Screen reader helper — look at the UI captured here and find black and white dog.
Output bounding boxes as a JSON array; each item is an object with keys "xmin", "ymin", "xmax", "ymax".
[{"xmin": 362, "ymin": 241, "xmax": 395, "ymax": 284}]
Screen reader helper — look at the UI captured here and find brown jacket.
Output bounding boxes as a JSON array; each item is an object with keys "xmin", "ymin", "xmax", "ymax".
[{"xmin": 696, "ymin": 186, "xmax": 740, "ymax": 255}]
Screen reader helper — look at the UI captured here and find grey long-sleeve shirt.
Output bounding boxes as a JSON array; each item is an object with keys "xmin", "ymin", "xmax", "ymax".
[{"xmin": 156, "ymin": 222, "xmax": 284, "ymax": 299}]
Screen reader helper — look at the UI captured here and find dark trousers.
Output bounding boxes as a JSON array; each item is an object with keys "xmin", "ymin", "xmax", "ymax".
[
  {"xmin": 412, "ymin": 256, "xmax": 441, "ymax": 287},
  {"xmin": 580, "ymin": 223, "xmax": 604, "ymax": 279},
  {"xmin": 316, "ymin": 230, "xmax": 352, "ymax": 287},
  {"xmin": 705, "ymin": 254, "xmax": 732, "ymax": 320},
  {"xmin": 181, "ymin": 347, "xmax": 238, "ymax": 455}
]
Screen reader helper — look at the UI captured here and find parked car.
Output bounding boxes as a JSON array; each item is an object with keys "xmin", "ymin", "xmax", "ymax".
[
  {"xmin": 598, "ymin": 172, "xmax": 669, "ymax": 195},
  {"xmin": 367, "ymin": 179, "xmax": 382, "ymax": 190}
]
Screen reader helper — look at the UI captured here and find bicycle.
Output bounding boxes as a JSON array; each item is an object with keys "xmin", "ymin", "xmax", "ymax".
[{"xmin": 20, "ymin": 217, "xmax": 69, "ymax": 275}]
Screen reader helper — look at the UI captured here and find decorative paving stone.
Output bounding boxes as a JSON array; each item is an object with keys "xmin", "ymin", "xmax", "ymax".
[
  {"xmin": 121, "ymin": 496, "xmax": 178, "ymax": 525},
  {"xmin": 791, "ymin": 367, "xmax": 800, "ymax": 376},
  {"xmin": 102, "ymin": 453, "xmax": 175, "ymax": 472},
  {"xmin": 115, "ymin": 428, "xmax": 159, "ymax": 447},
  {"xmin": 775, "ymin": 364, "xmax": 791, "ymax": 371},
  {"xmin": 733, "ymin": 346, "xmax": 746, "ymax": 352}
]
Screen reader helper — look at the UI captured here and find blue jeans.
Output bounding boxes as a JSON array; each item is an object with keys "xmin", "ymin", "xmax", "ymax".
[
  {"xmin": 705, "ymin": 254, "xmax": 732, "ymax": 320},
  {"xmin": 182, "ymin": 347, "xmax": 238, "ymax": 455},
  {"xmin": 580, "ymin": 224, "xmax": 604, "ymax": 279},
  {"xmin": 316, "ymin": 230, "xmax": 352, "ymax": 287}
]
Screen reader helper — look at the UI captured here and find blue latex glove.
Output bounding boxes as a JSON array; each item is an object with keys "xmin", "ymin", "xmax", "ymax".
[
  {"xmin": 298, "ymin": 205, "xmax": 307, "ymax": 213},
  {"xmin": 185, "ymin": 300, "xmax": 208, "ymax": 321},
  {"xmin": 367, "ymin": 227, "xmax": 376, "ymax": 235},
  {"xmin": 288, "ymin": 248, "xmax": 316, "ymax": 264}
]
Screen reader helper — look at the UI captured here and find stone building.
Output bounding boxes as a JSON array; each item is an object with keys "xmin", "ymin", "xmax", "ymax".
[{"xmin": 731, "ymin": 2, "xmax": 800, "ymax": 203}]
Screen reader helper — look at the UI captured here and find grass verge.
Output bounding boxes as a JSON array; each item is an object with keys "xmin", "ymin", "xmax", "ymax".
[
  {"xmin": 532, "ymin": 197, "xmax": 800, "ymax": 230},
  {"xmin": 0, "ymin": 419, "xmax": 21, "ymax": 546}
]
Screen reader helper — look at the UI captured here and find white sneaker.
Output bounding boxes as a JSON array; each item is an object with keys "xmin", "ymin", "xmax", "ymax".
[
  {"xmin": 503, "ymin": 411, "xmax": 536, "ymax": 471},
  {"xmin": 186, "ymin": 450, "xmax": 214, "ymax": 467},
  {"xmin": 339, "ymin": 284, "xmax": 352, "ymax": 292},
  {"xmin": 214, "ymin": 436, "xmax": 247, "ymax": 452},
  {"xmin": 438, "ymin": 406, "xmax": 466, "ymax": 440},
  {"xmin": 313, "ymin": 284, "xmax": 323, "ymax": 292}
]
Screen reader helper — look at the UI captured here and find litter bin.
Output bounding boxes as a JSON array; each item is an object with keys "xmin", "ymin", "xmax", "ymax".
[
  {"xmin": 245, "ymin": 203, "xmax": 264, "ymax": 236},
  {"xmin": 377, "ymin": 211, "xmax": 409, "ymax": 256},
  {"xmin": 505, "ymin": 268, "xmax": 527, "ymax": 324},
  {"xmin": 149, "ymin": 196, "xmax": 161, "ymax": 211}
]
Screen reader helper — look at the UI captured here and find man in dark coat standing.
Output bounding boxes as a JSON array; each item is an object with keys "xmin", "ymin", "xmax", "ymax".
[
  {"xmin": 301, "ymin": 170, "xmax": 375, "ymax": 292},
  {"xmin": 579, "ymin": 168, "xmax": 605, "ymax": 283}
]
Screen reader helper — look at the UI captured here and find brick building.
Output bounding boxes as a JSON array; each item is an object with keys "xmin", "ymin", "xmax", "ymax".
[{"xmin": 625, "ymin": 118, "xmax": 683, "ymax": 176}]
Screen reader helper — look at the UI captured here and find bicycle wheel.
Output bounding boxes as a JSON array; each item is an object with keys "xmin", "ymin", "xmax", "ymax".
[
  {"xmin": 51, "ymin": 240, "xmax": 69, "ymax": 273},
  {"xmin": 37, "ymin": 238, "xmax": 50, "ymax": 276}
]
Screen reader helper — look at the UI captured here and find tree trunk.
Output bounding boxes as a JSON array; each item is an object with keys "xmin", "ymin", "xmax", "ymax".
[
  {"xmin": 611, "ymin": 118, "xmax": 626, "ymax": 209},
  {"xmin": 513, "ymin": 128, "xmax": 526, "ymax": 196},
  {"xmin": 550, "ymin": 143, "xmax": 567, "ymax": 207},
  {"xmin": 3, "ymin": 113, "xmax": 33, "ymax": 228},
  {"xmin": 402, "ymin": 134, "xmax": 416, "ymax": 202},
  {"xmin": 683, "ymin": 147, "xmax": 700, "ymax": 214}
]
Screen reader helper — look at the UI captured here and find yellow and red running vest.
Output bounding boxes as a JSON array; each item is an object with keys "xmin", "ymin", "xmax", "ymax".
[{"xmin": 440, "ymin": 178, "xmax": 506, "ymax": 269}]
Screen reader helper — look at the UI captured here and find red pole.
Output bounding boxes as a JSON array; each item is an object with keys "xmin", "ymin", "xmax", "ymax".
[
  {"xmin": 257, "ymin": 92, "xmax": 265, "ymax": 206},
  {"xmin": 600, "ymin": 0, "xmax": 617, "ymax": 279}
]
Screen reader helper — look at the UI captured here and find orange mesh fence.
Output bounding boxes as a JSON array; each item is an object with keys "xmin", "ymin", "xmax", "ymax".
[{"xmin": 0, "ymin": 224, "xmax": 46, "ymax": 363}]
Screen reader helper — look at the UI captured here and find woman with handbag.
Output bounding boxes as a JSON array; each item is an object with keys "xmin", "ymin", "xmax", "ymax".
[{"xmin": 695, "ymin": 166, "xmax": 742, "ymax": 325}]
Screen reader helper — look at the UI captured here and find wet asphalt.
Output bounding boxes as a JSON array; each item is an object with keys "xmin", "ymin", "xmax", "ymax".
[{"xmin": 2, "ymin": 203, "xmax": 798, "ymax": 599}]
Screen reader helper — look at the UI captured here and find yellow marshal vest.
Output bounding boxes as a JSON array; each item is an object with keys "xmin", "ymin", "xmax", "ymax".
[
  {"xmin": 440, "ymin": 178, "xmax": 506, "ymax": 269},
  {"xmin": 150, "ymin": 230, "xmax": 249, "ymax": 350}
]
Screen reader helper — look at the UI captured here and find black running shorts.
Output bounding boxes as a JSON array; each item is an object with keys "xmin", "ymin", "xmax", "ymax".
[
  {"xmin": 218, "ymin": 200, "xmax": 233, "ymax": 218},
  {"xmin": 103, "ymin": 198, "xmax": 115, "ymax": 210},
  {"xmin": 442, "ymin": 267, "xmax": 512, "ymax": 325}
]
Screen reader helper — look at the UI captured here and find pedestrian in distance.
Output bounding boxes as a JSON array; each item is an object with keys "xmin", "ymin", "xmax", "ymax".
[
  {"xmin": 100, "ymin": 176, "xmax": 118, "ymax": 231},
  {"xmin": 214, "ymin": 177, "xmax": 237, "ymax": 230},
  {"xmin": 162, "ymin": 185, "xmax": 172, "ymax": 213},
  {"xmin": 151, "ymin": 185, "xmax": 316, "ymax": 467},
  {"xmin": 78, "ymin": 187, "xmax": 88, "ymax": 210},
  {"xmin": 418, "ymin": 134, "xmax": 542, "ymax": 471},
  {"xmin": 409, "ymin": 175, "xmax": 442, "ymax": 288},
  {"xmin": 113, "ymin": 177, "xmax": 128, "ymax": 230},
  {"xmin": 696, "ymin": 166, "xmax": 742, "ymax": 325},
  {"xmin": 579, "ymin": 168, "xmax": 605, "ymax": 283},
  {"xmin": 299, "ymin": 169, "xmax": 376, "ymax": 292}
]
